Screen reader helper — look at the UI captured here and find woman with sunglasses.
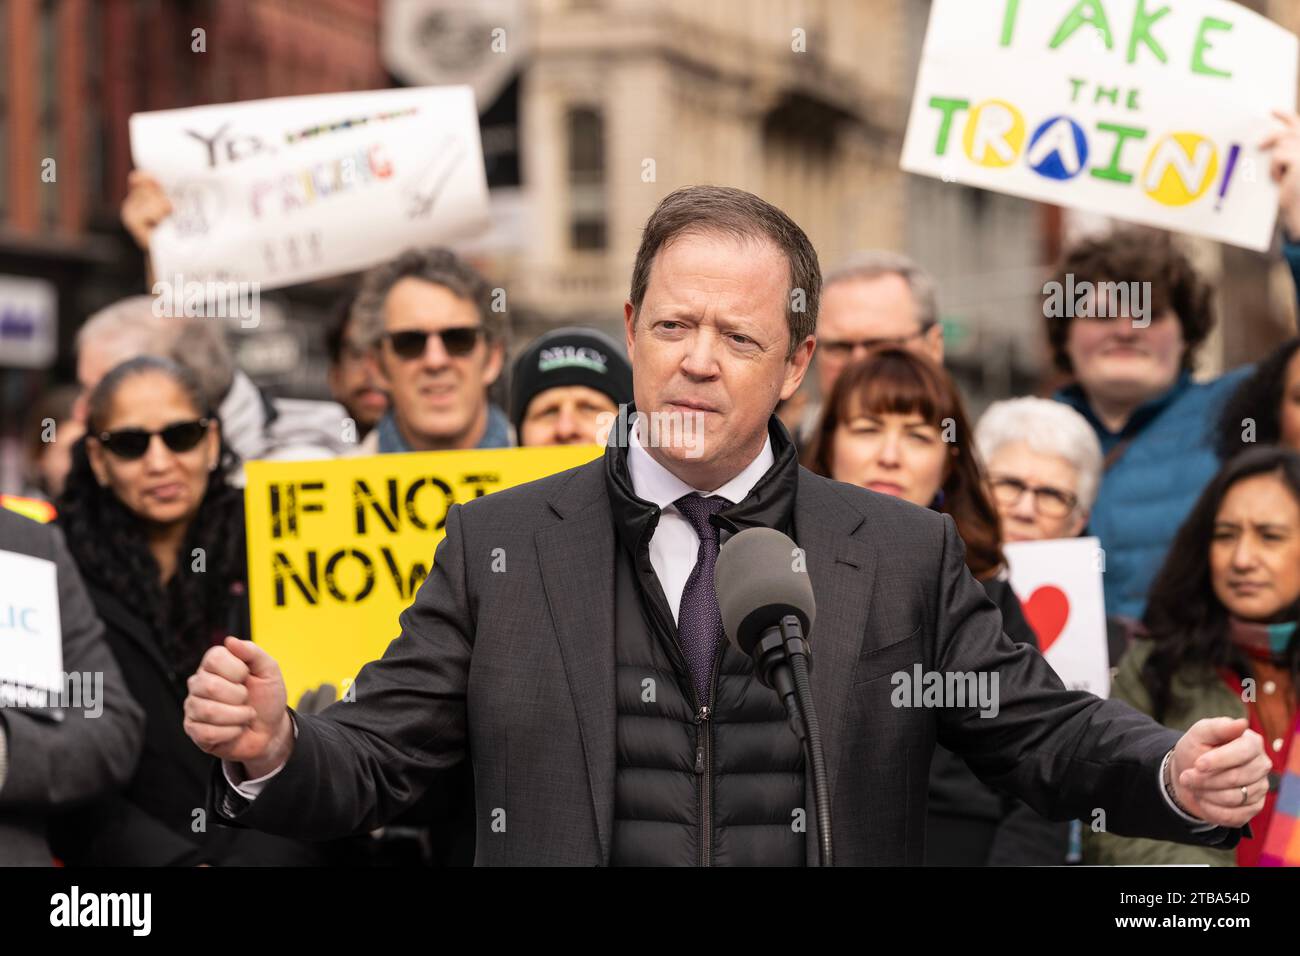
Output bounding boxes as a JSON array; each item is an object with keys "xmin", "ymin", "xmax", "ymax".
[
  {"xmin": 804, "ymin": 349, "xmax": 1068, "ymax": 865},
  {"xmin": 52, "ymin": 356, "xmax": 323, "ymax": 865}
]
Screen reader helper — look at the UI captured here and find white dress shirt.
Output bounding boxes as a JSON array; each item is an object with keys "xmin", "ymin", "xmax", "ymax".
[{"xmin": 626, "ymin": 425, "xmax": 773, "ymax": 624}]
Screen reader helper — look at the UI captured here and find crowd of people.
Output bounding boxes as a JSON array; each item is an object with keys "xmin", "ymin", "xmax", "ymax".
[{"xmin": 4, "ymin": 110, "xmax": 1300, "ymax": 866}]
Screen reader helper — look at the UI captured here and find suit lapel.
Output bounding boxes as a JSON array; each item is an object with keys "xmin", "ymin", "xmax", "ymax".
[
  {"xmin": 535, "ymin": 464, "xmax": 618, "ymax": 864},
  {"xmin": 793, "ymin": 473, "xmax": 877, "ymax": 864}
]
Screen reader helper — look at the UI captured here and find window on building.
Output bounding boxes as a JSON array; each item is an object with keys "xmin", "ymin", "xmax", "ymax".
[{"xmin": 567, "ymin": 106, "xmax": 606, "ymax": 251}]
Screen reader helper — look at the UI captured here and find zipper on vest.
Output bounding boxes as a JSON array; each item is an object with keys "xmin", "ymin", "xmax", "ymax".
[
  {"xmin": 695, "ymin": 704, "xmax": 712, "ymax": 867},
  {"xmin": 694, "ymin": 649, "xmax": 724, "ymax": 867}
]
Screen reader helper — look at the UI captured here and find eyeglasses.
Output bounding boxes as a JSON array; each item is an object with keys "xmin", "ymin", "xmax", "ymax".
[
  {"xmin": 821, "ymin": 328, "xmax": 929, "ymax": 358},
  {"xmin": 96, "ymin": 419, "xmax": 210, "ymax": 460},
  {"xmin": 383, "ymin": 327, "xmax": 483, "ymax": 360},
  {"xmin": 990, "ymin": 476, "xmax": 1079, "ymax": 518}
]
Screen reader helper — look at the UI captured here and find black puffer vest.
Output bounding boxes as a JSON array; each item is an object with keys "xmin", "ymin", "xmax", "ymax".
[{"xmin": 605, "ymin": 417, "xmax": 807, "ymax": 866}]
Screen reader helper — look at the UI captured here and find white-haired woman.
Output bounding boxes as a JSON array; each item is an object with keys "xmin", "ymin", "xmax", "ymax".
[{"xmin": 975, "ymin": 397, "xmax": 1103, "ymax": 544}]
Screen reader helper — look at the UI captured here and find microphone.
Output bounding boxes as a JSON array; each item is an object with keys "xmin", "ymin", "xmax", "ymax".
[
  {"xmin": 715, "ymin": 527, "xmax": 815, "ymax": 687},
  {"xmin": 715, "ymin": 527, "xmax": 833, "ymax": 866}
]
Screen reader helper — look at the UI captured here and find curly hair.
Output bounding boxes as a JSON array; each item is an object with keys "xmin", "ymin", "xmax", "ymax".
[
  {"xmin": 1045, "ymin": 228, "xmax": 1217, "ymax": 376},
  {"xmin": 1215, "ymin": 337, "xmax": 1300, "ymax": 461},
  {"xmin": 1141, "ymin": 446, "xmax": 1300, "ymax": 722},
  {"xmin": 57, "ymin": 356, "xmax": 247, "ymax": 678}
]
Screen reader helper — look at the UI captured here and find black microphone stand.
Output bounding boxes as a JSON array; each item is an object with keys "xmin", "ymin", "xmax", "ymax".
[{"xmin": 754, "ymin": 613, "xmax": 833, "ymax": 866}]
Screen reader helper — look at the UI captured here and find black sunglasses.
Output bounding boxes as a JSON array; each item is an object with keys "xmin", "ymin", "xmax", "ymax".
[
  {"xmin": 96, "ymin": 419, "xmax": 210, "ymax": 460},
  {"xmin": 384, "ymin": 327, "xmax": 483, "ymax": 359}
]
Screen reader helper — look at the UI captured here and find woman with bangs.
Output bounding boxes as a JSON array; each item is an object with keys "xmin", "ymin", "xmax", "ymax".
[{"xmin": 805, "ymin": 347, "xmax": 1068, "ymax": 865}]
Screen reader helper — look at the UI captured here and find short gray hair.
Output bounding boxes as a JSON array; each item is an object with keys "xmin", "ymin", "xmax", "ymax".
[
  {"xmin": 975, "ymin": 397, "xmax": 1103, "ymax": 514},
  {"xmin": 824, "ymin": 250, "xmax": 939, "ymax": 331},
  {"xmin": 351, "ymin": 246, "xmax": 503, "ymax": 348},
  {"xmin": 77, "ymin": 295, "xmax": 235, "ymax": 407}
]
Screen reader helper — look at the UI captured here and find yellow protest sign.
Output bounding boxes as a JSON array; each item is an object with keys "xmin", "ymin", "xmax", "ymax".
[{"xmin": 244, "ymin": 445, "xmax": 600, "ymax": 703}]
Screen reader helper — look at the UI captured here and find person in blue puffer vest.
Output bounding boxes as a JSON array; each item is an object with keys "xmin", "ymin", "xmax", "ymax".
[
  {"xmin": 1050, "ymin": 111, "xmax": 1300, "ymax": 624},
  {"xmin": 1048, "ymin": 232, "xmax": 1248, "ymax": 624}
]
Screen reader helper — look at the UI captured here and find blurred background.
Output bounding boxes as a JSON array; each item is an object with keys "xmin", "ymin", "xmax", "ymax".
[{"xmin": 2, "ymin": 0, "xmax": 1299, "ymax": 490}]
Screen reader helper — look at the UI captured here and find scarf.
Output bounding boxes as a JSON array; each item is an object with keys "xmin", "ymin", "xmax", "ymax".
[
  {"xmin": 375, "ymin": 404, "xmax": 512, "ymax": 455},
  {"xmin": 1228, "ymin": 617, "xmax": 1300, "ymax": 866}
]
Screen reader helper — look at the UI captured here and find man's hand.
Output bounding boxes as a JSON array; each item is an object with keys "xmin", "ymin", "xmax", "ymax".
[
  {"xmin": 121, "ymin": 169, "xmax": 172, "ymax": 251},
  {"xmin": 184, "ymin": 636, "xmax": 294, "ymax": 780},
  {"xmin": 1170, "ymin": 717, "xmax": 1270, "ymax": 829},
  {"xmin": 1260, "ymin": 110, "xmax": 1300, "ymax": 240}
]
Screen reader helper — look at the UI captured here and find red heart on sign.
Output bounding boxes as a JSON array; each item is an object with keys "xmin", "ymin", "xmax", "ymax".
[{"xmin": 1022, "ymin": 585, "xmax": 1070, "ymax": 653}]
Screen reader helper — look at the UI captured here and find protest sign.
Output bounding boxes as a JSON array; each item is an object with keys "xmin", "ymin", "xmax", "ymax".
[
  {"xmin": 130, "ymin": 86, "xmax": 490, "ymax": 293},
  {"xmin": 1004, "ymin": 536, "xmax": 1110, "ymax": 696},
  {"xmin": 244, "ymin": 445, "xmax": 600, "ymax": 703},
  {"xmin": 0, "ymin": 550, "xmax": 64, "ymax": 704},
  {"xmin": 901, "ymin": 0, "xmax": 1299, "ymax": 251}
]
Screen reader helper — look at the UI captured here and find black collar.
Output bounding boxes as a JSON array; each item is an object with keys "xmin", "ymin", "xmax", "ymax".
[{"xmin": 603, "ymin": 410, "xmax": 802, "ymax": 561}]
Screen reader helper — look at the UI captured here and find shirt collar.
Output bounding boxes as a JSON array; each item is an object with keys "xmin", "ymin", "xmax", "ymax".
[
  {"xmin": 1055, "ymin": 370, "xmax": 1193, "ymax": 441},
  {"xmin": 626, "ymin": 423, "xmax": 774, "ymax": 510}
]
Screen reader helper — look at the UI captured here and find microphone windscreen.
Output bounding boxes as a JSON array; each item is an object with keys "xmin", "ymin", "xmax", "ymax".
[{"xmin": 715, "ymin": 527, "xmax": 815, "ymax": 656}]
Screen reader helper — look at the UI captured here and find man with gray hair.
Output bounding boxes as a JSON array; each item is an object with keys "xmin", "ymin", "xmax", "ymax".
[
  {"xmin": 819, "ymin": 251, "xmax": 943, "ymax": 382},
  {"xmin": 74, "ymin": 296, "xmax": 350, "ymax": 481},
  {"xmin": 351, "ymin": 247, "xmax": 511, "ymax": 455},
  {"xmin": 791, "ymin": 251, "xmax": 945, "ymax": 443}
]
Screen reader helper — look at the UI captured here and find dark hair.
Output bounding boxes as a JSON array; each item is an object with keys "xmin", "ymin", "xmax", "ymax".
[
  {"xmin": 1141, "ymin": 446, "xmax": 1300, "ymax": 722},
  {"xmin": 325, "ymin": 289, "xmax": 360, "ymax": 366},
  {"xmin": 1046, "ymin": 228, "xmax": 1216, "ymax": 376},
  {"xmin": 58, "ymin": 356, "xmax": 245, "ymax": 677},
  {"xmin": 351, "ymin": 246, "xmax": 503, "ymax": 347},
  {"xmin": 1215, "ymin": 337, "xmax": 1300, "ymax": 461},
  {"xmin": 803, "ymin": 348, "xmax": 1005, "ymax": 579},
  {"xmin": 628, "ymin": 185, "xmax": 820, "ymax": 358},
  {"xmin": 24, "ymin": 383, "xmax": 81, "ymax": 491}
]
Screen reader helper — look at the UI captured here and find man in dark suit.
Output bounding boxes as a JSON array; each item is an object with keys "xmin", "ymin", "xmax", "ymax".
[
  {"xmin": 186, "ymin": 186, "xmax": 1272, "ymax": 865},
  {"xmin": 0, "ymin": 507, "xmax": 144, "ymax": 865}
]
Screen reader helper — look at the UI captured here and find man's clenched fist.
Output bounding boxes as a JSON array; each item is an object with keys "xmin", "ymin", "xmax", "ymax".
[
  {"xmin": 184, "ymin": 637, "xmax": 294, "ymax": 780},
  {"xmin": 1170, "ymin": 717, "xmax": 1271, "ymax": 829}
]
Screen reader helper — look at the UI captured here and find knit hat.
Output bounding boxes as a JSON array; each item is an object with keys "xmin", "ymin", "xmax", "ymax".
[{"xmin": 510, "ymin": 327, "xmax": 633, "ymax": 433}]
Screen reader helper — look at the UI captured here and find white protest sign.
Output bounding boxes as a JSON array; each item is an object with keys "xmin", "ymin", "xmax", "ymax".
[
  {"xmin": 130, "ymin": 86, "xmax": 490, "ymax": 291},
  {"xmin": 1004, "ymin": 536, "xmax": 1110, "ymax": 696},
  {"xmin": 900, "ymin": 0, "xmax": 1299, "ymax": 251},
  {"xmin": 0, "ymin": 550, "xmax": 63, "ymax": 700}
]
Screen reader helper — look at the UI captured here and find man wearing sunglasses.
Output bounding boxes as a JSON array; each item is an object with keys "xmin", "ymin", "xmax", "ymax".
[{"xmin": 353, "ymin": 248, "xmax": 510, "ymax": 456}]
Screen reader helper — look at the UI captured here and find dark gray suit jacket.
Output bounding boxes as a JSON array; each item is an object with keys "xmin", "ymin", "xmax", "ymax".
[
  {"xmin": 214, "ymin": 458, "xmax": 1240, "ymax": 864},
  {"xmin": 0, "ymin": 508, "xmax": 145, "ymax": 865}
]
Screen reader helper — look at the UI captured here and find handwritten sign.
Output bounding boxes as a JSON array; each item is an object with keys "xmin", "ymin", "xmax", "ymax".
[
  {"xmin": 130, "ymin": 86, "xmax": 490, "ymax": 290},
  {"xmin": 901, "ymin": 0, "xmax": 1299, "ymax": 251},
  {"xmin": 1004, "ymin": 536, "xmax": 1110, "ymax": 696},
  {"xmin": 244, "ymin": 445, "xmax": 600, "ymax": 702},
  {"xmin": 0, "ymin": 549, "xmax": 64, "ymax": 703}
]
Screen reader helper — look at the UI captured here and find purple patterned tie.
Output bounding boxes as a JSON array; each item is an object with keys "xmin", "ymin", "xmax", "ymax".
[{"xmin": 673, "ymin": 493, "xmax": 732, "ymax": 705}]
